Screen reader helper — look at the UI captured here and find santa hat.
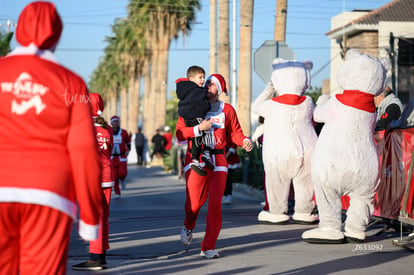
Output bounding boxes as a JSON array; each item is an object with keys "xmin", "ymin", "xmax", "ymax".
[
  {"xmin": 16, "ymin": 1, "xmax": 63, "ymax": 50},
  {"xmin": 111, "ymin": 116, "xmax": 120, "ymax": 123},
  {"xmin": 89, "ymin": 93, "xmax": 104, "ymax": 118},
  {"xmin": 206, "ymin": 74, "xmax": 227, "ymax": 95}
]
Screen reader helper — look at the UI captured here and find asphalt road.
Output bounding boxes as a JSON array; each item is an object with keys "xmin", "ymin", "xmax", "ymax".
[{"xmin": 66, "ymin": 165, "xmax": 414, "ymax": 274}]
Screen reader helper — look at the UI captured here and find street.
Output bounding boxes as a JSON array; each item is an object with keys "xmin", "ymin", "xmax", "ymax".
[{"xmin": 67, "ymin": 165, "xmax": 414, "ymax": 274}]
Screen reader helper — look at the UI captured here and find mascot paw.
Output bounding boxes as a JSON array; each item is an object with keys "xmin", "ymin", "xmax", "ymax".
[
  {"xmin": 344, "ymin": 231, "xmax": 365, "ymax": 243},
  {"xmin": 302, "ymin": 228, "xmax": 345, "ymax": 244},
  {"xmin": 292, "ymin": 213, "xmax": 319, "ymax": 225},
  {"xmin": 258, "ymin": 211, "xmax": 290, "ymax": 225}
]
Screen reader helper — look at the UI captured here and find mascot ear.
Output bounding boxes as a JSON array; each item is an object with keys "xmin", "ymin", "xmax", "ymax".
[
  {"xmin": 303, "ymin": 60, "xmax": 313, "ymax": 71},
  {"xmin": 344, "ymin": 48, "xmax": 362, "ymax": 60},
  {"xmin": 272, "ymin": 58, "xmax": 285, "ymax": 65}
]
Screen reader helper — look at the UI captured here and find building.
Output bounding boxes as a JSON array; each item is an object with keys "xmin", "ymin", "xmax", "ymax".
[{"xmin": 326, "ymin": 0, "xmax": 414, "ymax": 104}]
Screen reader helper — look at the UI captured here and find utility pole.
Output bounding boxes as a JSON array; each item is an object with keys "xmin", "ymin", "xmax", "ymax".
[
  {"xmin": 389, "ymin": 32, "xmax": 396, "ymax": 95},
  {"xmin": 209, "ymin": 0, "xmax": 217, "ymax": 73},
  {"xmin": 231, "ymin": 0, "xmax": 237, "ymax": 108},
  {"xmin": 0, "ymin": 20, "xmax": 15, "ymax": 33},
  {"xmin": 274, "ymin": 0, "xmax": 287, "ymax": 42}
]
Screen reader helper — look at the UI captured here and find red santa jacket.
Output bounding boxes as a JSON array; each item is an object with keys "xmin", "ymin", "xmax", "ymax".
[
  {"xmin": 0, "ymin": 2, "xmax": 102, "ymax": 241},
  {"xmin": 112, "ymin": 128, "xmax": 131, "ymax": 161},
  {"xmin": 176, "ymin": 101, "xmax": 248, "ymax": 172},
  {"xmin": 95, "ymin": 124, "xmax": 114, "ymax": 187}
]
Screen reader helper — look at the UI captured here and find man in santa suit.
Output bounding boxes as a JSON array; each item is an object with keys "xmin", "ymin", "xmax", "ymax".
[
  {"xmin": 72, "ymin": 93, "xmax": 114, "ymax": 271},
  {"xmin": 0, "ymin": 2, "xmax": 102, "ymax": 274},
  {"xmin": 176, "ymin": 74, "xmax": 253, "ymax": 259},
  {"xmin": 111, "ymin": 116, "xmax": 131, "ymax": 197}
]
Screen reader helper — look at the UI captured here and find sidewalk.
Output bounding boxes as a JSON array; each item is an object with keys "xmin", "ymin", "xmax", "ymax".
[{"xmin": 67, "ymin": 165, "xmax": 414, "ymax": 274}]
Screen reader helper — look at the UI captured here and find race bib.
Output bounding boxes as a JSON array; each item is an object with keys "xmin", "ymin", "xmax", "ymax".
[
  {"xmin": 207, "ymin": 112, "xmax": 225, "ymax": 129},
  {"xmin": 113, "ymin": 136, "xmax": 122, "ymax": 144}
]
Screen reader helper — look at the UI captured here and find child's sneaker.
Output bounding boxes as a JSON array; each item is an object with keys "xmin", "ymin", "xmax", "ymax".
[
  {"xmin": 190, "ymin": 160, "xmax": 207, "ymax": 176},
  {"xmin": 201, "ymin": 151, "xmax": 214, "ymax": 170}
]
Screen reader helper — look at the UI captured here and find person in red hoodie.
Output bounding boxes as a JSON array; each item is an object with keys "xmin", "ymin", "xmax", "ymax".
[
  {"xmin": 72, "ymin": 93, "xmax": 114, "ymax": 271},
  {"xmin": 110, "ymin": 116, "xmax": 131, "ymax": 196},
  {"xmin": 163, "ymin": 125, "xmax": 173, "ymax": 151},
  {"xmin": 176, "ymin": 74, "xmax": 253, "ymax": 259},
  {"xmin": 0, "ymin": 2, "xmax": 102, "ymax": 274}
]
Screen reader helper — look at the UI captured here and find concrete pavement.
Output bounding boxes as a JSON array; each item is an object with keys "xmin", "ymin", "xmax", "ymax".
[{"xmin": 67, "ymin": 165, "xmax": 414, "ymax": 274}]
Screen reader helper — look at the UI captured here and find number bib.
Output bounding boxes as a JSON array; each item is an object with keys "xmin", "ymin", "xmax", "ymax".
[
  {"xmin": 206, "ymin": 112, "xmax": 225, "ymax": 129},
  {"xmin": 113, "ymin": 135, "xmax": 122, "ymax": 144}
]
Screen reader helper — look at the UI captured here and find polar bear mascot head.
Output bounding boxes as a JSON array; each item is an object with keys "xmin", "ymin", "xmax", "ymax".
[
  {"xmin": 271, "ymin": 58, "xmax": 313, "ymax": 97},
  {"xmin": 337, "ymin": 48, "xmax": 388, "ymax": 96}
]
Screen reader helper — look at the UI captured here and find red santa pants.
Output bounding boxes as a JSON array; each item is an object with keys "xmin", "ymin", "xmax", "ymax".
[
  {"xmin": 184, "ymin": 169, "xmax": 227, "ymax": 252},
  {"xmin": 112, "ymin": 156, "xmax": 128, "ymax": 195},
  {"xmin": 89, "ymin": 187, "xmax": 112, "ymax": 254},
  {"xmin": 0, "ymin": 203, "xmax": 72, "ymax": 275}
]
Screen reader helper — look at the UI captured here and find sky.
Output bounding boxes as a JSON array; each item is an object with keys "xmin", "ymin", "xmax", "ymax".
[{"xmin": 0, "ymin": 0, "xmax": 391, "ymax": 101}]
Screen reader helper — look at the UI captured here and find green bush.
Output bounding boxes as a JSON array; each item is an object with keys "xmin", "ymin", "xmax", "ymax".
[
  {"xmin": 234, "ymin": 145, "xmax": 265, "ymax": 190},
  {"xmin": 163, "ymin": 146, "xmax": 176, "ymax": 172}
]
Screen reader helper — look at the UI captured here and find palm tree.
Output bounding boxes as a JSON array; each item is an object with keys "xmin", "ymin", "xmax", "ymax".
[
  {"xmin": 127, "ymin": 1, "xmax": 153, "ymax": 139},
  {"xmin": 153, "ymin": 0, "xmax": 201, "ymax": 131},
  {"xmin": 217, "ymin": 0, "xmax": 230, "ymax": 103},
  {"xmin": 128, "ymin": 0, "xmax": 201, "ymax": 138},
  {"xmin": 0, "ymin": 31, "xmax": 13, "ymax": 56},
  {"xmin": 209, "ymin": 0, "xmax": 217, "ymax": 73},
  {"xmin": 89, "ymin": 41, "xmax": 121, "ymax": 120},
  {"xmin": 237, "ymin": 0, "xmax": 254, "ymax": 136},
  {"xmin": 275, "ymin": 0, "xmax": 287, "ymax": 42},
  {"xmin": 90, "ymin": 1, "xmax": 201, "ymax": 139}
]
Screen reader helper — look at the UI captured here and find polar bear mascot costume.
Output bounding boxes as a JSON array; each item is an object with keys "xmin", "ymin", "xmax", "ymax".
[
  {"xmin": 252, "ymin": 58, "xmax": 318, "ymax": 224},
  {"xmin": 302, "ymin": 49, "xmax": 388, "ymax": 244}
]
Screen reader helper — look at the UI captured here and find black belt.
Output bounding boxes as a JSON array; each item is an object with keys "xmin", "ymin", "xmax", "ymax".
[
  {"xmin": 210, "ymin": 149, "xmax": 224, "ymax": 155},
  {"xmin": 189, "ymin": 148, "xmax": 224, "ymax": 155}
]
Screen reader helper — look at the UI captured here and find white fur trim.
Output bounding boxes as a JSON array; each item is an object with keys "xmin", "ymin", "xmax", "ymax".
[
  {"xmin": 8, "ymin": 43, "xmax": 59, "ymax": 64},
  {"xmin": 101, "ymin": 181, "xmax": 114, "ymax": 188},
  {"xmin": 78, "ymin": 220, "xmax": 100, "ymax": 241},
  {"xmin": 210, "ymin": 76, "xmax": 223, "ymax": 95},
  {"xmin": 228, "ymin": 163, "xmax": 241, "ymax": 169},
  {"xmin": 0, "ymin": 187, "xmax": 77, "ymax": 220},
  {"xmin": 214, "ymin": 166, "xmax": 228, "ymax": 172},
  {"xmin": 193, "ymin": 125, "xmax": 202, "ymax": 137},
  {"xmin": 184, "ymin": 164, "xmax": 228, "ymax": 174}
]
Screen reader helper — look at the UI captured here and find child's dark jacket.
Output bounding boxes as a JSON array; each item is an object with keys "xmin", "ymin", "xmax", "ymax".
[{"xmin": 176, "ymin": 80, "xmax": 210, "ymax": 119}]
